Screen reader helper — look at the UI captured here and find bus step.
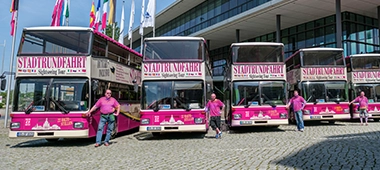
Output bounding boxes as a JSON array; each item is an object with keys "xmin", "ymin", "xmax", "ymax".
[
  {"xmin": 254, "ymin": 121, "xmax": 268, "ymax": 124},
  {"xmin": 37, "ymin": 132, "xmax": 54, "ymax": 136},
  {"xmin": 164, "ymin": 127, "xmax": 179, "ymax": 130}
]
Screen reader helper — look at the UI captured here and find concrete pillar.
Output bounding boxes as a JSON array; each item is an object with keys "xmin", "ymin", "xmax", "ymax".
[
  {"xmin": 207, "ymin": 40, "xmax": 210, "ymax": 49},
  {"xmin": 336, "ymin": 0, "xmax": 342, "ymax": 48},
  {"xmin": 276, "ymin": 15, "xmax": 281, "ymax": 43},
  {"xmin": 236, "ymin": 29, "xmax": 240, "ymax": 42}
]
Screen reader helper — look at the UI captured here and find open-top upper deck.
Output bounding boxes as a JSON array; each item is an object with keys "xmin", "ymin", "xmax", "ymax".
[{"xmin": 347, "ymin": 53, "xmax": 380, "ymax": 83}]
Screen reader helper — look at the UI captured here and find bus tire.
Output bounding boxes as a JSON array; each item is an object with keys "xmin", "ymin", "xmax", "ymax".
[{"xmin": 328, "ymin": 120, "xmax": 335, "ymax": 125}]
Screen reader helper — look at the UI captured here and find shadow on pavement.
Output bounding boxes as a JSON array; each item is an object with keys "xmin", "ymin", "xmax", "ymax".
[
  {"xmin": 228, "ymin": 126, "xmax": 285, "ymax": 134},
  {"xmin": 10, "ymin": 138, "xmax": 94, "ymax": 148},
  {"xmin": 134, "ymin": 132, "xmax": 206, "ymax": 141},
  {"xmin": 274, "ymin": 131, "xmax": 380, "ymax": 169}
]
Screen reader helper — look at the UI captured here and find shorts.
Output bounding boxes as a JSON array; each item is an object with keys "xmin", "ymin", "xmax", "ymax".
[
  {"xmin": 359, "ymin": 109, "xmax": 368, "ymax": 117},
  {"xmin": 209, "ymin": 116, "xmax": 221, "ymax": 130}
]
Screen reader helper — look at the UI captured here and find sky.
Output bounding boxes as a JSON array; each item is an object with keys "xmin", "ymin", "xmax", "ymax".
[{"xmin": 0, "ymin": 0, "xmax": 176, "ymax": 90}]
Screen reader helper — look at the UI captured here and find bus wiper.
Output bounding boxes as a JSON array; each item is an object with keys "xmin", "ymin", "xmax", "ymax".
[{"xmin": 50, "ymin": 98, "xmax": 69, "ymax": 114}]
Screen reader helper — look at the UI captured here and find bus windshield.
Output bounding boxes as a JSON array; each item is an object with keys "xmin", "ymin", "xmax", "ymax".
[
  {"xmin": 144, "ymin": 40, "xmax": 203, "ymax": 61},
  {"xmin": 302, "ymin": 50, "xmax": 344, "ymax": 66},
  {"xmin": 233, "ymin": 81, "xmax": 286, "ymax": 106},
  {"xmin": 351, "ymin": 56, "xmax": 380, "ymax": 70},
  {"xmin": 232, "ymin": 45, "xmax": 283, "ymax": 63},
  {"xmin": 13, "ymin": 78, "xmax": 89, "ymax": 112},
  {"xmin": 353, "ymin": 84, "xmax": 380, "ymax": 102},
  {"xmin": 302, "ymin": 82, "xmax": 347, "ymax": 103},
  {"xmin": 142, "ymin": 81, "xmax": 204, "ymax": 110},
  {"xmin": 19, "ymin": 30, "xmax": 91, "ymax": 55}
]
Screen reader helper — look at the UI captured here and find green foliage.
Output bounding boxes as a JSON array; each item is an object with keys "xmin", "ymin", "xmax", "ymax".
[{"xmin": 105, "ymin": 22, "xmax": 121, "ymax": 41}]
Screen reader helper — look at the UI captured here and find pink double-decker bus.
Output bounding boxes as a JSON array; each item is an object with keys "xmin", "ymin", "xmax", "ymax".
[
  {"xmin": 8, "ymin": 26, "xmax": 142, "ymax": 140},
  {"xmin": 286, "ymin": 48, "xmax": 350, "ymax": 124},
  {"xmin": 225, "ymin": 42, "xmax": 289, "ymax": 127},
  {"xmin": 140, "ymin": 37, "xmax": 213, "ymax": 136},
  {"xmin": 346, "ymin": 53, "xmax": 380, "ymax": 121}
]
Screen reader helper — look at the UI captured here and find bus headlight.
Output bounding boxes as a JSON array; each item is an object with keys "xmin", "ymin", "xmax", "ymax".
[
  {"xmin": 10, "ymin": 122, "xmax": 20, "ymax": 129},
  {"xmin": 73, "ymin": 122, "xmax": 84, "ymax": 129},
  {"xmin": 141, "ymin": 119, "xmax": 150, "ymax": 125},
  {"xmin": 234, "ymin": 114, "xmax": 241, "ymax": 120},
  {"xmin": 344, "ymin": 109, "xmax": 349, "ymax": 113},
  {"xmin": 303, "ymin": 110, "xmax": 310, "ymax": 115},
  {"xmin": 280, "ymin": 113, "xmax": 287, "ymax": 118},
  {"xmin": 194, "ymin": 118, "xmax": 203, "ymax": 124}
]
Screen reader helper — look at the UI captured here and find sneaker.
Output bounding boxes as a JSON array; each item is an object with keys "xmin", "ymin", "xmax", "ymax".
[
  {"xmin": 300, "ymin": 129, "xmax": 304, "ymax": 132},
  {"xmin": 215, "ymin": 134, "xmax": 219, "ymax": 139},
  {"xmin": 218, "ymin": 132, "xmax": 222, "ymax": 138}
]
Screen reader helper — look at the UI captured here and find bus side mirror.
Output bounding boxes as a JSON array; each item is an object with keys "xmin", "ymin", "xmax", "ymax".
[
  {"xmin": 132, "ymin": 79, "xmax": 137, "ymax": 84},
  {"xmin": 134, "ymin": 84, "xmax": 138, "ymax": 93},
  {"xmin": 207, "ymin": 84, "xmax": 211, "ymax": 93},
  {"xmin": 92, "ymin": 80, "xmax": 99, "ymax": 91},
  {"xmin": 227, "ymin": 78, "xmax": 231, "ymax": 82},
  {"xmin": 0, "ymin": 79, "xmax": 6, "ymax": 91}
]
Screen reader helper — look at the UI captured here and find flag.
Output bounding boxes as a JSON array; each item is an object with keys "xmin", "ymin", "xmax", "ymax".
[
  {"xmin": 51, "ymin": 0, "xmax": 64, "ymax": 26},
  {"xmin": 128, "ymin": 0, "xmax": 135, "ymax": 40},
  {"xmin": 60, "ymin": 0, "xmax": 69, "ymax": 26},
  {"xmin": 108, "ymin": 0, "xmax": 116, "ymax": 25},
  {"xmin": 51, "ymin": 0, "xmax": 59, "ymax": 26},
  {"xmin": 94, "ymin": 0, "xmax": 101, "ymax": 31},
  {"xmin": 139, "ymin": 0, "xmax": 145, "ymax": 35},
  {"xmin": 10, "ymin": 0, "xmax": 19, "ymax": 36},
  {"xmin": 142, "ymin": 0, "xmax": 155, "ymax": 28},
  {"xmin": 89, "ymin": 1, "xmax": 96, "ymax": 27},
  {"xmin": 101, "ymin": 0, "xmax": 109, "ymax": 30},
  {"xmin": 118, "ymin": 1, "xmax": 125, "ymax": 44}
]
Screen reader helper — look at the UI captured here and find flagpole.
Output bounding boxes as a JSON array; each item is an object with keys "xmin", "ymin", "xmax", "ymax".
[
  {"xmin": 4, "ymin": 11, "xmax": 18, "ymax": 128},
  {"xmin": 140, "ymin": 33, "xmax": 143, "ymax": 53},
  {"xmin": 112, "ymin": 23, "xmax": 115, "ymax": 39}
]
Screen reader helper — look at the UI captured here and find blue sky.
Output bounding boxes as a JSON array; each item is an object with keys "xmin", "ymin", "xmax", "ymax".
[{"xmin": 0, "ymin": 0, "xmax": 175, "ymax": 89}]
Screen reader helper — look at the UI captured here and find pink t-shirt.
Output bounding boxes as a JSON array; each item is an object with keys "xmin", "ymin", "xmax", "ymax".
[
  {"xmin": 95, "ymin": 97, "xmax": 120, "ymax": 114},
  {"xmin": 206, "ymin": 99, "xmax": 224, "ymax": 117},
  {"xmin": 353, "ymin": 96, "xmax": 368, "ymax": 109},
  {"xmin": 289, "ymin": 96, "xmax": 306, "ymax": 111}
]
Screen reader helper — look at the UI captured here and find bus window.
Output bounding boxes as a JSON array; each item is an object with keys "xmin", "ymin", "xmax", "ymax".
[{"xmin": 302, "ymin": 82, "xmax": 326, "ymax": 103}]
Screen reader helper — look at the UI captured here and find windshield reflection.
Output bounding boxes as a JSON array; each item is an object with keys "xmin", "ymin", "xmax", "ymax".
[
  {"xmin": 233, "ymin": 81, "xmax": 286, "ymax": 106},
  {"xmin": 302, "ymin": 82, "xmax": 347, "ymax": 103}
]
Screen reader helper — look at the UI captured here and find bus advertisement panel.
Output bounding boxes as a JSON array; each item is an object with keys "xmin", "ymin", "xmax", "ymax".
[
  {"xmin": 9, "ymin": 27, "xmax": 142, "ymax": 140},
  {"xmin": 347, "ymin": 54, "xmax": 380, "ymax": 121},
  {"xmin": 286, "ymin": 48, "xmax": 350, "ymax": 124},
  {"xmin": 227, "ymin": 42, "xmax": 288, "ymax": 127},
  {"xmin": 140, "ymin": 37, "xmax": 212, "ymax": 135}
]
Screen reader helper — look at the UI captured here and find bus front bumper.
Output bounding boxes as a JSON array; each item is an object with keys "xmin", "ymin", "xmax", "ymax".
[
  {"xmin": 231, "ymin": 119, "xmax": 288, "ymax": 126},
  {"xmin": 352, "ymin": 112, "xmax": 380, "ymax": 119},
  {"xmin": 303, "ymin": 114, "xmax": 351, "ymax": 121},
  {"xmin": 139, "ymin": 125, "xmax": 207, "ymax": 132},
  {"xmin": 9, "ymin": 129, "xmax": 89, "ymax": 139}
]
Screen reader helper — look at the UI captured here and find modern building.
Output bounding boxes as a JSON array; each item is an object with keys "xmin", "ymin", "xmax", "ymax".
[{"xmin": 125, "ymin": 0, "xmax": 380, "ymax": 99}]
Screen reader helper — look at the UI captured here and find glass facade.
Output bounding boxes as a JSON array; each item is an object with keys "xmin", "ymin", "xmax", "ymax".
[
  {"xmin": 210, "ymin": 12, "xmax": 380, "ymax": 77},
  {"xmin": 132, "ymin": 0, "xmax": 272, "ymax": 52}
]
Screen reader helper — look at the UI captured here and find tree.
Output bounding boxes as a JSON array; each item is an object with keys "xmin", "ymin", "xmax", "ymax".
[{"xmin": 105, "ymin": 22, "xmax": 121, "ymax": 41}]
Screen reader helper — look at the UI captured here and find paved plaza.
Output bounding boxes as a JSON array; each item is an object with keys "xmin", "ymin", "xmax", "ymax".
[{"xmin": 0, "ymin": 119, "xmax": 379, "ymax": 169}]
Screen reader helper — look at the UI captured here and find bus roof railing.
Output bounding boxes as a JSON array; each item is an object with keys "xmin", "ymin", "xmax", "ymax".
[
  {"xmin": 298, "ymin": 47, "xmax": 344, "ymax": 52},
  {"xmin": 23, "ymin": 26, "xmax": 142, "ymax": 58},
  {"xmin": 349, "ymin": 53, "xmax": 380, "ymax": 58},
  {"xmin": 144, "ymin": 36, "xmax": 205, "ymax": 41},
  {"xmin": 230, "ymin": 42, "xmax": 284, "ymax": 47}
]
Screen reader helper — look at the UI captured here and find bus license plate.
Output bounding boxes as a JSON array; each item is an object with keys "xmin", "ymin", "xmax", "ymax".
[
  {"xmin": 310, "ymin": 115, "xmax": 322, "ymax": 119},
  {"xmin": 16, "ymin": 132, "xmax": 34, "ymax": 137},
  {"xmin": 147, "ymin": 127, "xmax": 161, "ymax": 131},
  {"xmin": 240, "ymin": 121, "xmax": 252, "ymax": 125}
]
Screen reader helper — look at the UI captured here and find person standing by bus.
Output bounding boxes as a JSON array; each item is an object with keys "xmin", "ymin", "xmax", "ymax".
[
  {"xmin": 349, "ymin": 91, "xmax": 369, "ymax": 126},
  {"xmin": 206, "ymin": 93, "xmax": 225, "ymax": 139},
  {"xmin": 87, "ymin": 89, "xmax": 120, "ymax": 147},
  {"xmin": 286, "ymin": 89, "xmax": 306, "ymax": 132}
]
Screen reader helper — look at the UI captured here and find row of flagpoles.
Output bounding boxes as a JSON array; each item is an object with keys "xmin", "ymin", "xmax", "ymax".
[{"xmin": 88, "ymin": 0, "xmax": 155, "ymax": 46}]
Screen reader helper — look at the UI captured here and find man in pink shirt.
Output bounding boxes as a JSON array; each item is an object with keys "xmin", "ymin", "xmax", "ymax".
[
  {"xmin": 206, "ymin": 93, "xmax": 225, "ymax": 139},
  {"xmin": 87, "ymin": 89, "xmax": 120, "ymax": 147},
  {"xmin": 286, "ymin": 89, "xmax": 306, "ymax": 132},
  {"xmin": 349, "ymin": 91, "xmax": 369, "ymax": 126}
]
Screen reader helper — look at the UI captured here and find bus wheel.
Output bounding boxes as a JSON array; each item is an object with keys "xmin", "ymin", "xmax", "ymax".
[
  {"xmin": 328, "ymin": 121, "xmax": 335, "ymax": 125},
  {"xmin": 374, "ymin": 119, "xmax": 379, "ymax": 122}
]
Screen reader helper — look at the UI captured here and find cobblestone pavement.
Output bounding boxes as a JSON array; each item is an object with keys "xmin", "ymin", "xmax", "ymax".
[{"xmin": 1, "ymin": 119, "xmax": 380, "ymax": 170}]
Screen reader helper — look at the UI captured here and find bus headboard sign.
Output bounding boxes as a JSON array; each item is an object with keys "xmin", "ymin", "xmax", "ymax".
[
  {"xmin": 17, "ymin": 56, "xmax": 88, "ymax": 76},
  {"xmin": 142, "ymin": 62, "xmax": 204, "ymax": 79},
  {"xmin": 232, "ymin": 64, "xmax": 286, "ymax": 80},
  {"xmin": 350, "ymin": 71, "xmax": 380, "ymax": 83},
  {"xmin": 301, "ymin": 67, "xmax": 347, "ymax": 81}
]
